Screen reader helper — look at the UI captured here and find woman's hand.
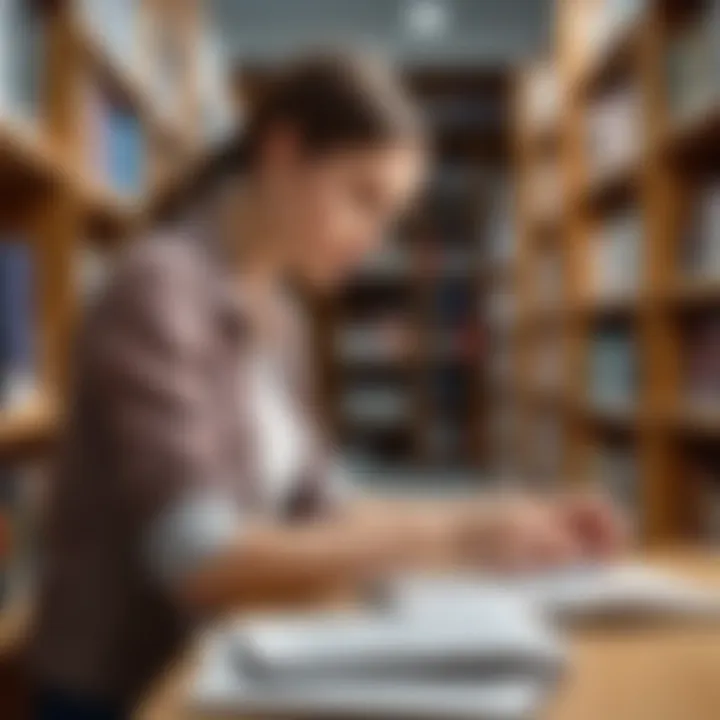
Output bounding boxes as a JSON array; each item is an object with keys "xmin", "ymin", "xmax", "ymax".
[{"xmin": 457, "ymin": 492, "xmax": 629, "ymax": 572}]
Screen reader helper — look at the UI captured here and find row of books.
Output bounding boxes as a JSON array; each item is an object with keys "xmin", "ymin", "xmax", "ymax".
[
  {"xmin": 336, "ymin": 318, "xmax": 417, "ymax": 365},
  {"xmin": 682, "ymin": 181, "xmax": 720, "ymax": 281},
  {"xmin": 586, "ymin": 85, "xmax": 641, "ymax": 180},
  {"xmin": 684, "ymin": 312, "xmax": 720, "ymax": 412},
  {"xmin": 689, "ymin": 450, "xmax": 720, "ymax": 544},
  {"xmin": 0, "ymin": 0, "xmax": 44, "ymax": 125},
  {"xmin": 0, "ymin": 240, "xmax": 37, "ymax": 410},
  {"xmin": 83, "ymin": 82, "xmax": 145, "ymax": 196},
  {"xmin": 666, "ymin": 0, "xmax": 720, "ymax": 126},
  {"xmin": 588, "ymin": 325, "xmax": 638, "ymax": 410},
  {"xmin": 591, "ymin": 209, "xmax": 643, "ymax": 300}
]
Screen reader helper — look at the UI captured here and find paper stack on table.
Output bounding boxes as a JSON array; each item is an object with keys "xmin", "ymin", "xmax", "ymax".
[
  {"xmin": 191, "ymin": 562, "xmax": 720, "ymax": 718},
  {"xmin": 192, "ymin": 589, "xmax": 564, "ymax": 719}
]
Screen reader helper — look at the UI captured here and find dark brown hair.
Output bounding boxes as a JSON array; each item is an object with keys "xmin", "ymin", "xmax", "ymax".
[{"xmin": 156, "ymin": 50, "xmax": 424, "ymax": 219}]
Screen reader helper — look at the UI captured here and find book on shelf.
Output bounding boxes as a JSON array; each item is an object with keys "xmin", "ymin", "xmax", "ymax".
[
  {"xmin": 78, "ymin": 0, "xmax": 142, "ymax": 81},
  {"xmin": 684, "ymin": 311, "xmax": 720, "ymax": 412},
  {"xmin": 355, "ymin": 244, "xmax": 411, "ymax": 281},
  {"xmin": 591, "ymin": 209, "xmax": 643, "ymax": 300},
  {"xmin": 83, "ymin": 80, "xmax": 145, "ymax": 196},
  {"xmin": 681, "ymin": 180, "xmax": 720, "ymax": 282},
  {"xmin": 0, "ymin": 459, "xmax": 46, "ymax": 608},
  {"xmin": 484, "ymin": 179, "xmax": 517, "ymax": 269},
  {"xmin": 0, "ymin": 239, "xmax": 37, "ymax": 410},
  {"xmin": 336, "ymin": 319, "xmax": 416, "ymax": 364},
  {"xmin": 666, "ymin": 0, "xmax": 720, "ymax": 126},
  {"xmin": 423, "ymin": 94, "xmax": 504, "ymax": 133},
  {"xmin": 688, "ymin": 450, "xmax": 720, "ymax": 544},
  {"xmin": 588, "ymin": 325, "xmax": 638, "ymax": 410},
  {"xmin": 0, "ymin": 0, "xmax": 45, "ymax": 125},
  {"xmin": 586, "ymin": 85, "xmax": 641, "ymax": 180},
  {"xmin": 342, "ymin": 387, "xmax": 411, "ymax": 427},
  {"xmin": 592, "ymin": 441, "xmax": 639, "ymax": 524},
  {"xmin": 524, "ymin": 63, "xmax": 561, "ymax": 135}
]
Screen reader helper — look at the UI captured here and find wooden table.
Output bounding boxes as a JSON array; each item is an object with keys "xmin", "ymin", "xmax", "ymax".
[{"xmin": 137, "ymin": 550, "xmax": 720, "ymax": 720}]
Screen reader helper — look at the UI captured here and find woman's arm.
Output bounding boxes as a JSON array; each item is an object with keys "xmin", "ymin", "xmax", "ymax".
[{"xmin": 174, "ymin": 491, "xmax": 626, "ymax": 614}]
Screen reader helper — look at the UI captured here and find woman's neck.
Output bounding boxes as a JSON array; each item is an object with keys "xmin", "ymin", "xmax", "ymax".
[{"xmin": 223, "ymin": 181, "xmax": 287, "ymax": 336}]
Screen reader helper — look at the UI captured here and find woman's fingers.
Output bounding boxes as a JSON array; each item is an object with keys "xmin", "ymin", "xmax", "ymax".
[{"xmin": 557, "ymin": 493, "xmax": 630, "ymax": 558}]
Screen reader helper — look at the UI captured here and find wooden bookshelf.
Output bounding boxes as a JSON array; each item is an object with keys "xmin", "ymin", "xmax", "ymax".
[
  {"xmin": 0, "ymin": 0, "xmax": 230, "ymax": 461},
  {"xmin": 513, "ymin": 0, "xmax": 720, "ymax": 545}
]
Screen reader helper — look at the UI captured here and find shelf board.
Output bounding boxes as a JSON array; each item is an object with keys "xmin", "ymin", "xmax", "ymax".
[
  {"xmin": 663, "ymin": 106, "xmax": 720, "ymax": 166},
  {"xmin": 669, "ymin": 279, "xmax": 720, "ymax": 307},
  {"xmin": 576, "ymin": 20, "xmax": 640, "ymax": 99},
  {"xmin": 671, "ymin": 407, "xmax": 720, "ymax": 436},
  {"xmin": 0, "ymin": 119, "xmax": 69, "ymax": 191},
  {"xmin": 580, "ymin": 160, "xmax": 639, "ymax": 213},
  {"xmin": 0, "ymin": 397, "xmax": 58, "ymax": 458},
  {"xmin": 583, "ymin": 293, "xmax": 640, "ymax": 317},
  {"xmin": 581, "ymin": 401, "xmax": 638, "ymax": 428}
]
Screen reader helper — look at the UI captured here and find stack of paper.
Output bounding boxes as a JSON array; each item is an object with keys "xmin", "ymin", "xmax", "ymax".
[
  {"xmin": 191, "ymin": 563, "xmax": 720, "ymax": 718},
  {"xmin": 192, "ymin": 590, "xmax": 564, "ymax": 719}
]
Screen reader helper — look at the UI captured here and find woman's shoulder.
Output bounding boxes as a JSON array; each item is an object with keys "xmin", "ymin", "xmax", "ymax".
[{"xmin": 113, "ymin": 227, "xmax": 213, "ymax": 288}]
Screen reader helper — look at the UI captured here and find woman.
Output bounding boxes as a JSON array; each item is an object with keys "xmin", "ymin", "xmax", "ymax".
[{"xmin": 32, "ymin": 52, "xmax": 624, "ymax": 719}]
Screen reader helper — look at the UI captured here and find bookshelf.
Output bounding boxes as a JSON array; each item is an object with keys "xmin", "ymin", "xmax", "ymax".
[
  {"xmin": 0, "ymin": 0, "xmax": 234, "ymax": 706},
  {"xmin": 514, "ymin": 0, "xmax": 720, "ymax": 545}
]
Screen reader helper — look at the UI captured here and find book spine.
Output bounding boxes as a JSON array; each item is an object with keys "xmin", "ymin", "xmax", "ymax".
[{"xmin": 0, "ymin": 240, "xmax": 36, "ymax": 407}]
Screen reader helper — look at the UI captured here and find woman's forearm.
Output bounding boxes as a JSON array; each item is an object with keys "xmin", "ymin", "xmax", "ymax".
[{"xmin": 175, "ymin": 503, "xmax": 464, "ymax": 613}]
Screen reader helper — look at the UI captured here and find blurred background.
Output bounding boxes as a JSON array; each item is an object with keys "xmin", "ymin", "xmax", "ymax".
[{"xmin": 0, "ymin": 0, "xmax": 719, "ymax": 689}]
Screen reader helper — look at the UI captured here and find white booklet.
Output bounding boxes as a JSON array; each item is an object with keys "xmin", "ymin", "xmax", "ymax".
[
  {"xmin": 383, "ymin": 563, "xmax": 720, "ymax": 624},
  {"xmin": 192, "ymin": 628, "xmax": 553, "ymax": 720}
]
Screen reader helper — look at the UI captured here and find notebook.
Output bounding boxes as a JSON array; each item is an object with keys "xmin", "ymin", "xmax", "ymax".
[
  {"xmin": 383, "ymin": 563, "xmax": 720, "ymax": 624},
  {"xmin": 193, "ymin": 628, "xmax": 552, "ymax": 720}
]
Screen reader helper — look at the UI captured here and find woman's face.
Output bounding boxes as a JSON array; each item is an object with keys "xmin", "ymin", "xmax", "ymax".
[{"xmin": 259, "ymin": 135, "xmax": 427, "ymax": 289}]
